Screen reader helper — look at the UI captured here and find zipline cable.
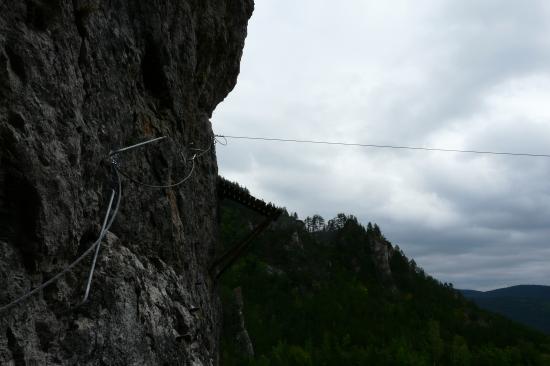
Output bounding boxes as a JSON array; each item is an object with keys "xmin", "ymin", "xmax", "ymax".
[{"xmin": 215, "ymin": 134, "xmax": 550, "ymax": 159}]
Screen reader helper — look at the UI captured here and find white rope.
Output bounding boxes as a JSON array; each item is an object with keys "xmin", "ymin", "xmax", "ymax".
[
  {"xmin": 0, "ymin": 170, "xmax": 122, "ymax": 313},
  {"xmin": 80, "ymin": 165, "xmax": 124, "ymax": 305},
  {"xmin": 109, "ymin": 136, "xmax": 167, "ymax": 156},
  {"xmin": 82, "ymin": 189, "xmax": 115, "ymax": 304},
  {"xmin": 0, "ymin": 133, "xmax": 212, "ymax": 312}
]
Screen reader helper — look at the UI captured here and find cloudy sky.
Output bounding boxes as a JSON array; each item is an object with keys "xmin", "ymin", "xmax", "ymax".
[{"xmin": 212, "ymin": 0, "xmax": 550, "ymax": 290}]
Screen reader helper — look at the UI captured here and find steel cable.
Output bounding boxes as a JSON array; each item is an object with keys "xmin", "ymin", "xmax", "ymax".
[
  {"xmin": 114, "ymin": 158, "xmax": 195, "ymax": 189},
  {"xmin": 0, "ymin": 133, "xmax": 209, "ymax": 312},
  {"xmin": 215, "ymin": 134, "xmax": 550, "ymax": 159},
  {"xmin": 112, "ymin": 135, "xmax": 216, "ymax": 189},
  {"xmin": 0, "ymin": 169, "xmax": 122, "ymax": 313}
]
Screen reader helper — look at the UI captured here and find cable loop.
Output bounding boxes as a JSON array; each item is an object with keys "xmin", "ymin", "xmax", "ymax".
[
  {"xmin": 111, "ymin": 135, "xmax": 214, "ymax": 189},
  {"xmin": 214, "ymin": 135, "xmax": 228, "ymax": 146},
  {"xmin": 115, "ymin": 158, "xmax": 195, "ymax": 189}
]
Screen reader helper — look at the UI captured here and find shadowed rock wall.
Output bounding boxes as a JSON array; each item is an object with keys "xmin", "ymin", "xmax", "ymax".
[{"xmin": 0, "ymin": 0, "xmax": 253, "ymax": 364}]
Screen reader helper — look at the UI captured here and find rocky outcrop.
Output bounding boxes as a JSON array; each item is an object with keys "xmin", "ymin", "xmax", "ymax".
[
  {"xmin": 231, "ymin": 287, "xmax": 254, "ymax": 359},
  {"xmin": 0, "ymin": 0, "xmax": 253, "ymax": 365},
  {"xmin": 369, "ymin": 235, "xmax": 394, "ymax": 288}
]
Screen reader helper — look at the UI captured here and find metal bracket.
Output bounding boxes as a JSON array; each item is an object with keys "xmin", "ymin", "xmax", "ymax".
[{"xmin": 210, "ymin": 177, "xmax": 282, "ymax": 280}]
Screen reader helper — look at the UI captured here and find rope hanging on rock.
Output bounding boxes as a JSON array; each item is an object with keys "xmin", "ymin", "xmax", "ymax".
[
  {"xmin": 0, "ymin": 169, "xmax": 122, "ymax": 313},
  {"xmin": 0, "ymin": 134, "xmax": 214, "ymax": 314}
]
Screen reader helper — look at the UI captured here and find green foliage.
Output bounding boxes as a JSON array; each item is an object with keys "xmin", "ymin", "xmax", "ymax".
[
  {"xmin": 219, "ymin": 202, "xmax": 550, "ymax": 365},
  {"xmin": 450, "ymin": 335, "xmax": 471, "ymax": 366},
  {"xmin": 428, "ymin": 320, "xmax": 445, "ymax": 364}
]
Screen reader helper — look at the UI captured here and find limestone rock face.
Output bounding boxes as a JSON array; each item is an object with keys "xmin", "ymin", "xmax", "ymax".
[
  {"xmin": 369, "ymin": 236, "xmax": 394, "ymax": 287},
  {"xmin": 0, "ymin": 0, "xmax": 253, "ymax": 364},
  {"xmin": 231, "ymin": 287, "xmax": 254, "ymax": 359}
]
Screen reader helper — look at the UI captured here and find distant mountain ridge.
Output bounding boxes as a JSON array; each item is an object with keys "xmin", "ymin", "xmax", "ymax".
[{"xmin": 460, "ymin": 285, "xmax": 550, "ymax": 334}]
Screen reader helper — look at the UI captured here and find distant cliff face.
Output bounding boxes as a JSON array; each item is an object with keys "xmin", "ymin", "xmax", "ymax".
[
  {"xmin": 369, "ymin": 235, "xmax": 394, "ymax": 287},
  {"xmin": 0, "ymin": 1, "xmax": 253, "ymax": 365}
]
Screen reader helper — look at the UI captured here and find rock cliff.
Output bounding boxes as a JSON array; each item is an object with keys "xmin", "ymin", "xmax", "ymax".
[
  {"xmin": 227, "ymin": 287, "xmax": 254, "ymax": 359},
  {"xmin": 369, "ymin": 234, "xmax": 394, "ymax": 288},
  {"xmin": 0, "ymin": 0, "xmax": 253, "ymax": 364}
]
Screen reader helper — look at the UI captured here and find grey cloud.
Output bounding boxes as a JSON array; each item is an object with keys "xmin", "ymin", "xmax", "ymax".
[{"xmin": 213, "ymin": 1, "xmax": 550, "ymax": 290}]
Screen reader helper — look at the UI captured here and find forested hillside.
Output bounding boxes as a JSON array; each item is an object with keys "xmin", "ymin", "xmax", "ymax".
[{"xmin": 219, "ymin": 196, "xmax": 550, "ymax": 365}]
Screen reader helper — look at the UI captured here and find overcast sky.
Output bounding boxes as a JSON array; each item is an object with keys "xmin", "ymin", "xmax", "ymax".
[{"xmin": 212, "ymin": 0, "xmax": 550, "ymax": 291}]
